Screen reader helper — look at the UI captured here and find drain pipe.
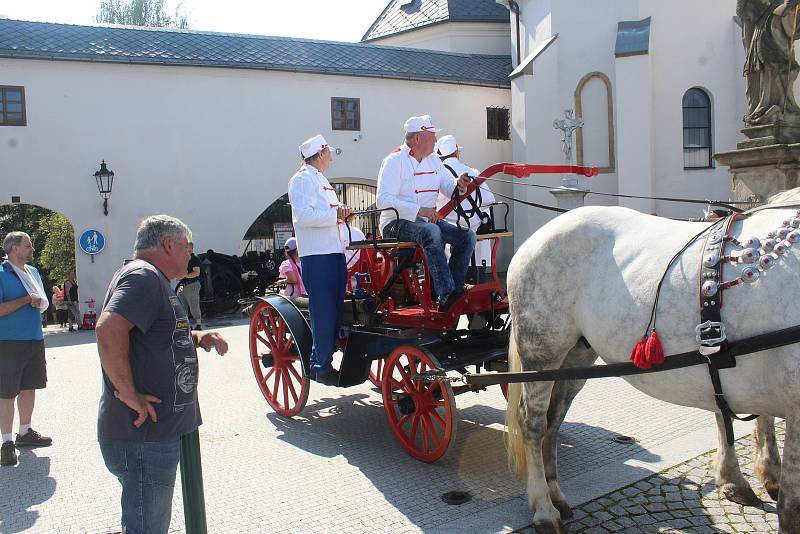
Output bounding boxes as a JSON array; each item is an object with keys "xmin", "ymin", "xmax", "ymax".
[{"xmin": 508, "ymin": 0, "xmax": 522, "ymax": 65}]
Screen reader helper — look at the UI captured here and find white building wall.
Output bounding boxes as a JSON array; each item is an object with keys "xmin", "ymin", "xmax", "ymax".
[
  {"xmin": 640, "ymin": 0, "xmax": 741, "ymax": 217},
  {"xmin": 366, "ymin": 22, "xmax": 511, "ymax": 55},
  {"xmin": 0, "ymin": 58, "xmax": 510, "ymax": 310},
  {"xmin": 504, "ymin": 0, "xmax": 760, "ymax": 251},
  {"xmin": 615, "ymin": 53, "xmax": 654, "ymax": 214}
]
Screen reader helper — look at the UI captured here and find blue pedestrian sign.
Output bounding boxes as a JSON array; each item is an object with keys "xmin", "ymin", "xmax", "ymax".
[{"xmin": 79, "ymin": 229, "xmax": 105, "ymax": 255}]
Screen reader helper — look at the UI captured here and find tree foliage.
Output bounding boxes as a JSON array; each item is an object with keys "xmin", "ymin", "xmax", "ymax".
[
  {"xmin": 0, "ymin": 204, "xmax": 75, "ymax": 289},
  {"xmin": 96, "ymin": 0, "xmax": 189, "ymax": 29},
  {"xmin": 38, "ymin": 213, "xmax": 76, "ymax": 286}
]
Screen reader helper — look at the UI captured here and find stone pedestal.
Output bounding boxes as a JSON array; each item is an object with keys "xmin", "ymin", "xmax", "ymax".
[
  {"xmin": 714, "ymin": 143, "xmax": 800, "ymax": 202},
  {"xmin": 738, "ymin": 121, "xmax": 800, "ymax": 149},
  {"xmin": 550, "ymin": 186, "xmax": 589, "ymax": 210}
]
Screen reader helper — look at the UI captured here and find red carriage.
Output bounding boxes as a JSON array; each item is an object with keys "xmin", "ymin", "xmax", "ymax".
[{"xmin": 246, "ymin": 163, "xmax": 598, "ymax": 462}]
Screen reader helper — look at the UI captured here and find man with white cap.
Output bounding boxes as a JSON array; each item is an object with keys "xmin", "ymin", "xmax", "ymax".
[
  {"xmin": 287, "ymin": 134, "xmax": 351, "ymax": 385},
  {"xmin": 376, "ymin": 115, "xmax": 475, "ymax": 313},
  {"xmin": 435, "ymin": 135, "xmax": 496, "ymax": 281}
]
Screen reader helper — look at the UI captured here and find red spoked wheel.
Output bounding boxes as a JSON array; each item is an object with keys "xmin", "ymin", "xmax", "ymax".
[
  {"xmin": 249, "ymin": 300, "xmax": 309, "ymax": 417},
  {"xmin": 381, "ymin": 345, "xmax": 456, "ymax": 462},
  {"xmin": 368, "ymin": 358, "xmax": 385, "ymax": 387}
]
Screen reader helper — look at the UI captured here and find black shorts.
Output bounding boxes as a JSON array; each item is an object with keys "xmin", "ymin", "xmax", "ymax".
[{"xmin": 0, "ymin": 339, "xmax": 47, "ymax": 398}]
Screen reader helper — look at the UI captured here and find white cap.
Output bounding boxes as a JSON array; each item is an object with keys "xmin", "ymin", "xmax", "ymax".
[
  {"xmin": 435, "ymin": 134, "xmax": 461, "ymax": 157},
  {"xmin": 403, "ymin": 115, "xmax": 441, "ymax": 134},
  {"xmin": 284, "ymin": 237, "xmax": 297, "ymax": 251},
  {"xmin": 299, "ymin": 134, "xmax": 336, "ymax": 159}
]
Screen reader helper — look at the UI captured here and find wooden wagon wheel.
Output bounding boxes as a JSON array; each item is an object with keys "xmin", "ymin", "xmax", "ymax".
[
  {"xmin": 381, "ymin": 345, "xmax": 456, "ymax": 462},
  {"xmin": 368, "ymin": 358, "xmax": 385, "ymax": 387},
  {"xmin": 249, "ymin": 299, "xmax": 309, "ymax": 417}
]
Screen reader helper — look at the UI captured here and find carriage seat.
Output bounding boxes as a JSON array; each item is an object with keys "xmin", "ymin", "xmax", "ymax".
[{"xmin": 475, "ymin": 231, "xmax": 512, "ymax": 241}]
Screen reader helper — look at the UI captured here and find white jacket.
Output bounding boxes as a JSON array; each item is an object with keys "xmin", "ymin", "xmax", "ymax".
[
  {"xmin": 376, "ymin": 144, "xmax": 458, "ymax": 234},
  {"xmin": 436, "ymin": 156, "xmax": 497, "ymax": 266},
  {"xmin": 287, "ymin": 164, "xmax": 345, "ymax": 257}
]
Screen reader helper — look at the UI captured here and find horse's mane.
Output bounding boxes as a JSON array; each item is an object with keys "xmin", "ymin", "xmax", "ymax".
[{"xmin": 767, "ymin": 186, "xmax": 800, "ymax": 204}]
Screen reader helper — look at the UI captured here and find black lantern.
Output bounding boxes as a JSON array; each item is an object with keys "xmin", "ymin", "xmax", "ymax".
[{"xmin": 93, "ymin": 160, "xmax": 115, "ymax": 216}]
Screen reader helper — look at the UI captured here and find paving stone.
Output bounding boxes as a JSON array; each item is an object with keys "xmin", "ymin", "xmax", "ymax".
[
  {"xmin": 645, "ymin": 502, "xmax": 669, "ymax": 513},
  {"xmin": 652, "ymin": 512, "xmax": 674, "ymax": 522}
]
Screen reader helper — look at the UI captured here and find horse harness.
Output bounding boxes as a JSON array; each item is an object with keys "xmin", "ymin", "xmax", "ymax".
[{"xmin": 418, "ymin": 204, "xmax": 800, "ymax": 445}]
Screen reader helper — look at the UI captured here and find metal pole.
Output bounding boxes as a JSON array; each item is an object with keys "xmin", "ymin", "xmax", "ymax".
[{"xmin": 180, "ymin": 429, "xmax": 208, "ymax": 534}]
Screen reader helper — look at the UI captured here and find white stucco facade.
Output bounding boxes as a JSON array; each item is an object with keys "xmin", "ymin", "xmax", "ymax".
[
  {"xmin": 0, "ymin": 57, "xmax": 511, "ymax": 310},
  {"xmin": 500, "ymin": 0, "xmax": 764, "ymax": 249}
]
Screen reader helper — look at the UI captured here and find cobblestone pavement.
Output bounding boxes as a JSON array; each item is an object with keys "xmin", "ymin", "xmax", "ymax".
[
  {"xmin": 516, "ymin": 423, "xmax": 785, "ymax": 533},
  {"xmin": 0, "ymin": 320, "xmax": 777, "ymax": 533}
]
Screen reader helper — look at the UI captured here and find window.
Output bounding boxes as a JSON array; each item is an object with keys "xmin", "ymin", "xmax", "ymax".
[
  {"xmin": 0, "ymin": 86, "xmax": 26, "ymax": 126},
  {"xmin": 683, "ymin": 88, "xmax": 712, "ymax": 169},
  {"xmin": 487, "ymin": 107, "xmax": 510, "ymax": 140},
  {"xmin": 331, "ymin": 97, "xmax": 360, "ymax": 131}
]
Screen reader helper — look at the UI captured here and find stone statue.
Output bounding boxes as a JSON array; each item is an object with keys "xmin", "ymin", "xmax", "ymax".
[
  {"xmin": 553, "ymin": 109, "xmax": 583, "ymax": 163},
  {"xmin": 737, "ymin": 0, "xmax": 800, "ymax": 126}
]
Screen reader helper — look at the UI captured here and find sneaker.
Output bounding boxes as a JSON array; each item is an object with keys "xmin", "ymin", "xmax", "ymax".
[
  {"xmin": 1, "ymin": 441, "xmax": 17, "ymax": 466},
  {"xmin": 15, "ymin": 429, "xmax": 53, "ymax": 448},
  {"xmin": 315, "ymin": 369, "xmax": 340, "ymax": 386}
]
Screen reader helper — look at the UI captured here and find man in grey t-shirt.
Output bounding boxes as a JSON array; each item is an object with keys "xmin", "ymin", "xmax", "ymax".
[{"xmin": 96, "ymin": 215, "xmax": 228, "ymax": 534}]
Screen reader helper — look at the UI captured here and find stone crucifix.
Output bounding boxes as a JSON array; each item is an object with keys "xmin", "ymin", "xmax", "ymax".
[{"xmin": 553, "ymin": 109, "xmax": 584, "ymax": 164}]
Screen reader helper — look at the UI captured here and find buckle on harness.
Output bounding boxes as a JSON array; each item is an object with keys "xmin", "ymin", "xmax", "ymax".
[{"xmin": 696, "ymin": 320, "xmax": 726, "ymax": 354}]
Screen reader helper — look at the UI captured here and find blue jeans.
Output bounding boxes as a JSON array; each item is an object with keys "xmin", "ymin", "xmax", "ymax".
[
  {"xmin": 300, "ymin": 253, "xmax": 347, "ymax": 375},
  {"xmin": 383, "ymin": 217, "xmax": 476, "ymax": 303},
  {"xmin": 100, "ymin": 438, "xmax": 181, "ymax": 534}
]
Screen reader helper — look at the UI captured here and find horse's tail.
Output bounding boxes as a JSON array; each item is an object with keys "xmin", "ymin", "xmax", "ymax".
[{"xmin": 505, "ymin": 327, "xmax": 527, "ymax": 478}]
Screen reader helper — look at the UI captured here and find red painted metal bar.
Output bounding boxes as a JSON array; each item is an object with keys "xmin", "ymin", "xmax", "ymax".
[{"xmin": 438, "ymin": 163, "xmax": 599, "ymax": 218}]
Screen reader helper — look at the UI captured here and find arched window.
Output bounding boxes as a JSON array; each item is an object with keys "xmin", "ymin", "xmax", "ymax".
[{"xmin": 683, "ymin": 88, "xmax": 713, "ymax": 169}]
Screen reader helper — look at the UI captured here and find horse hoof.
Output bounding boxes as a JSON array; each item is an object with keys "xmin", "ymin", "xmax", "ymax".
[
  {"xmin": 721, "ymin": 483, "xmax": 761, "ymax": 507},
  {"xmin": 765, "ymin": 481, "xmax": 780, "ymax": 501},
  {"xmin": 553, "ymin": 500, "xmax": 574, "ymax": 520},
  {"xmin": 533, "ymin": 519, "xmax": 567, "ymax": 534}
]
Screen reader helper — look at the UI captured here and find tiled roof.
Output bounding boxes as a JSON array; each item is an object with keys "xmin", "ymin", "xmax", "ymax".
[
  {"xmin": 0, "ymin": 18, "xmax": 512, "ymax": 88},
  {"xmin": 362, "ymin": 0, "xmax": 509, "ymax": 42}
]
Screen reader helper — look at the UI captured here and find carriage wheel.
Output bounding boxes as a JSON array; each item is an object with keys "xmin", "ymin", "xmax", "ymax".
[
  {"xmin": 381, "ymin": 346, "xmax": 456, "ymax": 462},
  {"xmin": 368, "ymin": 358, "xmax": 385, "ymax": 387},
  {"xmin": 249, "ymin": 300, "xmax": 309, "ymax": 417}
]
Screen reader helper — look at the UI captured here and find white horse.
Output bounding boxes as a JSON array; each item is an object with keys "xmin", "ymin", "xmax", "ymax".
[{"xmin": 505, "ymin": 188, "xmax": 800, "ymax": 533}]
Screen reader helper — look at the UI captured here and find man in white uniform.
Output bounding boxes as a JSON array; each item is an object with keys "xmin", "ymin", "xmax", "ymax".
[
  {"xmin": 376, "ymin": 115, "xmax": 474, "ymax": 312},
  {"xmin": 287, "ymin": 135, "xmax": 351, "ymax": 385},
  {"xmin": 435, "ymin": 134, "xmax": 496, "ymax": 283}
]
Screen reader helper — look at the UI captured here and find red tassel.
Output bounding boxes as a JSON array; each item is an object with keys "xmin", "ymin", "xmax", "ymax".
[
  {"xmin": 630, "ymin": 338, "xmax": 649, "ymax": 369},
  {"xmin": 645, "ymin": 329, "xmax": 665, "ymax": 366}
]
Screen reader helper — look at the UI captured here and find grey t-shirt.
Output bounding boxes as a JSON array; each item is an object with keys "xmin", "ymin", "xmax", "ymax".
[{"xmin": 97, "ymin": 259, "xmax": 201, "ymax": 443}]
